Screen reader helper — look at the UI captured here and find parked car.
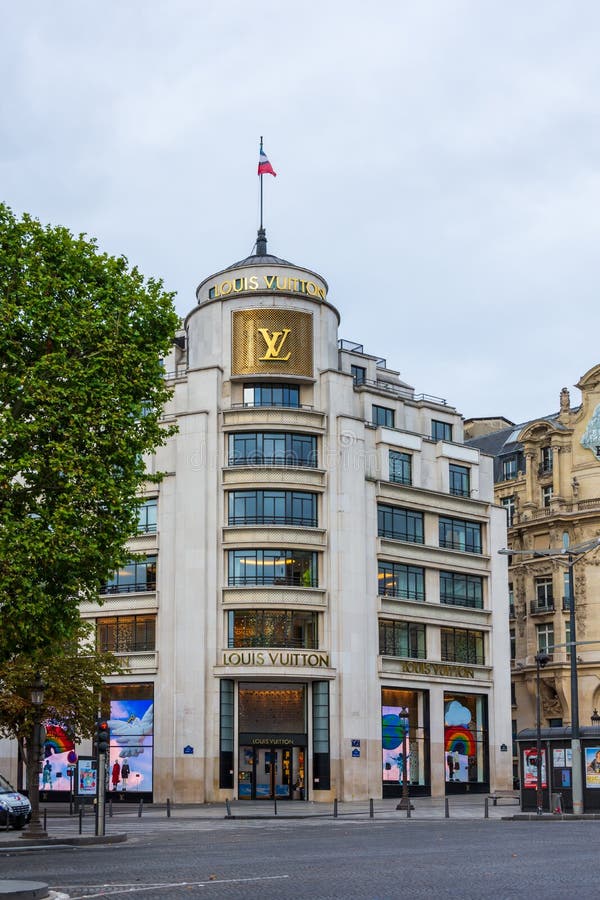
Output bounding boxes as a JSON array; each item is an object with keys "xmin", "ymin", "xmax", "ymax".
[{"xmin": 0, "ymin": 773, "xmax": 32, "ymax": 829}]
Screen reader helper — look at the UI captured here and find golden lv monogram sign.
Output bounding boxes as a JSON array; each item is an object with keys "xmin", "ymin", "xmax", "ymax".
[{"xmin": 257, "ymin": 328, "xmax": 292, "ymax": 361}]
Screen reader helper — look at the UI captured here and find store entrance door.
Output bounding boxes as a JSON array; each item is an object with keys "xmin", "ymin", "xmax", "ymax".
[{"xmin": 238, "ymin": 746, "xmax": 305, "ymax": 800}]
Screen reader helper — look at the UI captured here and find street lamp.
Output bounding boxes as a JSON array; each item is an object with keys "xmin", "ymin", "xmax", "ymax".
[
  {"xmin": 21, "ymin": 673, "xmax": 47, "ymax": 840},
  {"xmin": 395, "ymin": 706, "xmax": 414, "ymax": 811},
  {"xmin": 500, "ymin": 535, "xmax": 600, "ymax": 816},
  {"xmin": 591, "ymin": 709, "xmax": 600, "ymax": 727},
  {"xmin": 535, "ymin": 651, "xmax": 550, "ymax": 815}
]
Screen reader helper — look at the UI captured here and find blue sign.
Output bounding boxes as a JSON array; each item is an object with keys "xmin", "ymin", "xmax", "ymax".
[
  {"xmin": 351, "ymin": 739, "xmax": 361, "ymax": 747},
  {"xmin": 183, "ymin": 745, "xmax": 194, "ymax": 755},
  {"xmin": 352, "ymin": 748, "xmax": 360, "ymax": 758}
]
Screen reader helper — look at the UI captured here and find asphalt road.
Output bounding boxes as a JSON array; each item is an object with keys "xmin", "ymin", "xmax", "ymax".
[{"xmin": 1, "ymin": 819, "xmax": 598, "ymax": 899}]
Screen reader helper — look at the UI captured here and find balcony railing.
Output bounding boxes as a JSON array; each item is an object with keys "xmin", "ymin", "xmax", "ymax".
[
  {"xmin": 228, "ymin": 638, "xmax": 318, "ymax": 649},
  {"xmin": 378, "ymin": 585, "xmax": 425, "ymax": 602},
  {"xmin": 100, "ymin": 582, "xmax": 156, "ymax": 595},
  {"xmin": 228, "ymin": 574, "xmax": 318, "ymax": 587},
  {"xmin": 228, "ymin": 515, "xmax": 318, "ymax": 528},
  {"xmin": 440, "ymin": 595, "xmax": 484, "ymax": 610},
  {"xmin": 228, "ymin": 456, "xmax": 317, "ymax": 468},
  {"xmin": 529, "ymin": 599, "xmax": 555, "ymax": 615}
]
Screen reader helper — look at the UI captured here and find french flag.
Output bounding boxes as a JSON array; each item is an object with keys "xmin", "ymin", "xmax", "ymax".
[{"xmin": 258, "ymin": 146, "xmax": 276, "ymax": 177}]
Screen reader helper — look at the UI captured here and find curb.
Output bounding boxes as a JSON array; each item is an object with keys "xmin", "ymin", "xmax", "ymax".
[{"xmin": 0, "ymin": 833, "xmax": 127, "ymax": 850}]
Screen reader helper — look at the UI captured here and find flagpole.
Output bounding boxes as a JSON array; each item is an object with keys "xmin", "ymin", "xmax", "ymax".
[{"xmin": 259, "ymin": 135, "xmax": 264, "ymax": 231}]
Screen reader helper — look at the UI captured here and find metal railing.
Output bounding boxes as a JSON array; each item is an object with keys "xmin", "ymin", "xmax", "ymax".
[
  {"xmin": 228, "ymin": 515, "xmax": 318, "ymax": 528},
  {"xmin": 228, "ymin": 455, "xmax": 318, "ymax": 468},
  {"xmin": 228, "ymin": 575, "xmax": 318, "ymax": 587},
  {"xmin": 440, "ymin": 596, "xmax": 484, "ymax": 610},
  {"xmin": 529, "ymin": 599, "xmax": 555, "ymax": 614},
  {"xmin": 100, "ymin": 582, "xmax": 156, "ymax": 595}
]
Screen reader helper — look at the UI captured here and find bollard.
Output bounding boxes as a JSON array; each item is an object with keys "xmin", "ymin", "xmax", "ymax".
[
  {"xmin": 406, "ymin": 799, "xmax": 411, "ymax": 819},
  {"xmin": 79, "ymin": 807, "xmax": 83, "ymax": 835},
  {"xmin": 138, "ymin": 798, "xmax": 143, "ymax": 818},
  {"xmin": 274, "ymin": 798, "xmax": 278, "ymax": 816},
  {"xmin": 43, "ymin": 808, "xmax": 47, "ymax": 831},
  {"xmin": 484, "ymin": 797, "xmax": 489, "ymax": 819},
  {"xmin": 445, "ymin": 798, "xmax": 450, "ymax": 818},
  {"xmin": 109, "ymin": 799, "xmax": 113, "ymax": 818},
  {"xmin": 334, "ymin": 798, "xmax": 338, "ymax": 818},
  {"xmin": 369, "ymin": 798, "xmax": 374, "ymax": 819},
  {"xmin": 225, "ymin": 798, "xmax": 231, "ymax": 818},
  {"xmin": 167, "ymin": 798, "xmax": 171, "ymax": 818}
]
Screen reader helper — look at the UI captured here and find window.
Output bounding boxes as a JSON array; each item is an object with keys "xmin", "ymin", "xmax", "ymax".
[
  {"xmin": 351, "ymin": 364, "xmax": 366, "ymax": 385},
  {"xmin": 449, "ymin": 464, "xmax": 470, "ymax": 497},
  {"xmin": 377, "ymin": 504, "xmax": 424, "ymax": 543},
  {"xmin": 501, "ymin": 496, "xmax": 515, "ymax": 527},
  {"xmin": 379, "ymin": 620, "xmax": 426, "ymax": 659},
  {"xmin": 378, "ymin": 562, "xmax": 425, "ymax": 600},
  {"xmin": 439, "ymin": 516, "xmax": 482, "ymax": 554},
  {"xmin": 228, "ymin": 432, "xmax": 317, "ymax": 467},
  {"xmin": 502, "ymin": 457, "xmax": 518, "ymax": 481},
  {"xmin": 536, "ymin": 622, "xmax": 554, "ymax": 656},
  {"xmin": 227, "ymin": 609, "xmax": 317, "ymax": 649},
  {"xmin": 228, "ymin": 490, "xmax": 318, "ymax": 527},
  {"xmin": 535, "ymin": 577, "xmax": 554, "ymax": 610},
  {"xmin": 373, "ymin": 405, "xmax": 394, "ymax": 428},
  {"xmin": 439, "ymin": 571, "xmax": 483, "ymax": 609},
  {"xmin": 242, "ymin": 384, "xmax": 300, "ymax": 408},
  {"xmin": 137, "ymin": 498, "xmax": 157, "ymax": 533},
  {"xmin": 431, "ymin": 420, "xmax": 452, "ymax": 441},
  {"xmin": 510, "ymin": 629, "xmax": 516, "ymax": 661},
  {"xmin": 97, "ymin": 615, "xmax": 156, "ymax": 652},
  {"xmin": 565, "ymin": 621, "xmax": 571, "ymax": 659},
  {"xmin": 389, "ymin": 451, "xmax": 412, "ymax": 485},
  {"xmin": 441, "ymin": 627, "xmax": 484, "ymax": 665},
  {"xmin": 511, "ymin": 683, "xmax": 517, "ymax": 706},
  {"xmin": 509, "ymin": 583, "xmax": 515, "ymax": 618},
  {"xmin": 542, "ymin": 485, "xmax": 553, "ymax": 508},
  {"xmin": 228, "ymin": 549, "xmax": 318, "ymax": 587},
  {"xmin": 563, "ymin": 572, "xmax": 571, "ymax": 609},
  {"xmin": 102, "ymin": 556, "xmax": 157, "ymax": 593},
  {"xmin": 540, "ymin": 446, "xmax": 553, "ymax": 475}
]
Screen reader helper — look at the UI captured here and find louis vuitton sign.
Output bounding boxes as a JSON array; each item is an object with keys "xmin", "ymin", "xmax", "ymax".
[{"xmin": 231, "ymin": 309, "xmax": 313, "ymax": 377}]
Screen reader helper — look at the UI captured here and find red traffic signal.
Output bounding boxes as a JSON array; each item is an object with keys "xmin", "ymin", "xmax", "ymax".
[{"xmin": 97, "ymin": 719, "xmax": 110, "ymax": 755}]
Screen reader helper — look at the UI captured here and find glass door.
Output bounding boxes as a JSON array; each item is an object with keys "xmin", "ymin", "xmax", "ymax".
[{"xmin": 238, "ymin": 746, "xmax": 305, "ymax": 800}]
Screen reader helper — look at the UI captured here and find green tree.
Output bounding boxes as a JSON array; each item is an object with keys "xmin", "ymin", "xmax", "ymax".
[{"xmin": 0, "ymin": 204, "xmax": 179, "ymax": 662}]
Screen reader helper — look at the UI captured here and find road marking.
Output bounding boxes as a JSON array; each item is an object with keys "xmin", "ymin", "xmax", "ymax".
[{"xmin": 65, "ymin": 874, "xmax": 290, "ymax": 898}]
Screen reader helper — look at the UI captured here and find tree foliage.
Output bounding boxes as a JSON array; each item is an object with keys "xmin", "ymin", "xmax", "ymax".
[
  {"xmin": 0, "ymin": 619, "xmax": 126, "ymax": 760},
  {"xmin": 0, "ymin": 204, "xmax": 179, "ymax": 661}
]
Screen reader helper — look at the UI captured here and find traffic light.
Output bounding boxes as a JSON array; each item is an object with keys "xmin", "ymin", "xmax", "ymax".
[{"xmin": 97, "ymin": 719, "xmax": 110, "ymax": 755}]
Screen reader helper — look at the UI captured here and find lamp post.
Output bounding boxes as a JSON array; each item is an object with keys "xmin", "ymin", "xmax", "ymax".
[
  {"xmin": 395, "ymin": 706, "xmax": 414, "ymax": 811},
  {"xmin": 21, "ymin": 673, "xmax": 47, "ymax": 839},
  {"xmin": 592, "ymin": 709, "xmax": 600, "ymax": 728},
  {"xmin": 535, "ymin": 651, "xmax": 550, "ymax": 815},
  {"xmin": 500, "ymin": 536, "xmax": 600, "ymax": 816}
]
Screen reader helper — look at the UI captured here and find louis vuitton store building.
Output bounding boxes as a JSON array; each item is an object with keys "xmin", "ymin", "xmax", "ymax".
[{"xmin": 72, "ymin": 230, "xmax": 513, "ymax": 803}]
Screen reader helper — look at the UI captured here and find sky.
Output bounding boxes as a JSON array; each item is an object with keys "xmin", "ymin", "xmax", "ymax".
[{"xmin": 2, "ymin": 1, "xmax": 600, "ymax": 425}]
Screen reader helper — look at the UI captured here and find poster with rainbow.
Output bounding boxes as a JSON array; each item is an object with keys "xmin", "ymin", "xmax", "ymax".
[{"xmin": 39, "ymin": 723, "xmax": 77, "ymax": 793}]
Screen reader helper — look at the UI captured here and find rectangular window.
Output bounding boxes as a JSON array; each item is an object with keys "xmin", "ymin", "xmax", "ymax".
[
  {"xmin": 97, "ymin": 614, "xmax": 156, "ymax": 652},
  {"xmin": 228, "ymin": 490, "xmax": 317, "ymax": 527},
  {"xmin": 377, "ymin": 562, "xmax": 425, "ymax": 601},
  {"xmin": 389, "ymin": 450, "xmax": 412, "ymax": 485},
  {"xmin": 449, "ymin": 464, "xmax": 470, "ymax": 497},
  {"xmin": 536, "ymin": 623, "xmax": 554, "ymax": 656},
  {"xmin": 351, "ymin": 365, "xmax": 366, "ymax": 385},
  {"xmin": 441, "ymin": 627, "xmax": 485, "ymax": 665},
  {"xmin": 501, "ymin": 496, "xmax": 515, "ymax": 527},
  {"xmin": 542, "ymin": 485, "xmax": 553, "ymax": 507},
  {"xmin": 511, "ymin": 683, "xmax": 517, "ymax": 706},
  {"xmin": 510, "ymin": 629, "xmax": 516, "ymax": 661},
  {"xmin": 242, "ymin": 383, "xmax": 300, "ymax": 408},
  {"xmin": 502, "ymin": 457, "xmax": 518, "ymax": 481},
  {"xmin": 565, "ymin": 620, "xmax": 571, "ymax": 659},
  {"xmin": 228, "ymin": 549, "xmax": 318, "ymax": 587},
  {"xmin": 378, "ymin": 504, "xmax": 424, "ymax": 543},
  {"xmin": 219, "ymin": 680, "xmax": 234, "ymax": 789},
  {"xmin": 227, "ymin": 609, "xmax": 318, "ymax": 649},
  {"xmin": 432, "ymin": 420, "xmax": 452, "ymax": 441},
  {"xmin": 228, "ymin": 432, "xmax": 317, "ymax": 468},
  {"xmin": 379, "ymin": 620, "xmax": 426, "ymax": 659},
  {"xmin": 540, "ymin": 446, "xmax": 553, "ymax": 474},
  {"xmin": 439, "ymin": 517, "xmax": 482, "ymax": 554},
  {"xmin": 313, "ymin": 682, "xmax": 330, "ymax": 790},
  {"xmin": 534, "ymin": 577, "xmax": 554, "ymax": 611},
  {"xmin": 373, "ymin": 405, "xmax": 395, "ymax": 428},
  {"xmin": 137, "ymin": 498, "xmax": 157, "ymax": 533},
  {"xmin": 439, "ymin": 571, "xmax": 483, "ymax": 609},
  {"xmin": 509, "ymin": 583, "xmax": 515, "ymax": 618},
  {"xmin": 102, "ymin": 555, "xmax": 157, "ymax": 594}
]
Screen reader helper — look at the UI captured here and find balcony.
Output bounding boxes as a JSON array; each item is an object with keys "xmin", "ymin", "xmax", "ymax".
[
  {"xmin": 529, "ymin": 599, "xmax": 555, "ymax": 615},
  {"xmin": 228, "ymin": 574, "xmax": 318, "ymax": 588}
]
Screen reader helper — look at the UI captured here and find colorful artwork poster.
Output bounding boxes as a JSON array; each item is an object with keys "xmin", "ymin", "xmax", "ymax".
[
  {"xmin": 585, "ymin": 747, "xmax": 600, "ymax": 788},
  {"xmin": 108, "ymin": 696, "xmax": 154, "ymax": 793},
  {"xmin": 78, "ymin": 760, "xmax": 97, "ymax": 796},
  {"xmin": 553, "ymin": 749, "xmax": 565, "ymax": 768},
  {"xmin": 444, "ymin": 700, "xmax": 476, "ymax": 783},
  {"xmin": 382, "ymin": 706, "xmax": 409, "ymax": 783},
  {"xmin": 523, "ymin": 748, "xmax": 547, "ymax": 788},
  {"xmin": 39, "ymin": 722, "xmax": 76, "ymax": 793}
]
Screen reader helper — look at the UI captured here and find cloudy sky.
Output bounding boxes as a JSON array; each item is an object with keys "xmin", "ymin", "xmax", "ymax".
[{"xmin": 3, "ymin": 2, "xmax": 599, "ymax": 424}]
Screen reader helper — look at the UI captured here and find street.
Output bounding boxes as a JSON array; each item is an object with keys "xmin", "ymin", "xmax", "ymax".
[{"xmin": 1, "ymin": 817, "xmax": 599, "ymax": 899}]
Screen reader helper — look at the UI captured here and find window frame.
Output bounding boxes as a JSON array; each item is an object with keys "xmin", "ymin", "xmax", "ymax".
[
  {"xmin": 439, "ymin": 571, "xmax": 483, "ymax": 609},
  {"xmin": 378, "ymin": 619, "xmax": 426, "ymax": 659},
  {"xmin": 440, "ymin": 627, "xmax": 485, "ymax": 665},
  {"xmin": 227, "ymin": 609, "xmax": 318, "ymax": 649},
  {"xmin": 373, "ymin": 405, "xmax": 395, "ymax": 428},
  {"xmin": 377, "ymin": 504, "xmax": 424, "ymax": 544},
  {"xmin": 449, "ymin": 463, "xmax": 470, "ymax": 497},
  {"xmin": 389, "ymin": 450, "xmax": 412, "ymax": 485},
  {"xmin": 228, "ymin": 432, "xmax": 317, "ymax": 468},
  {"xmin": 242, "ymin": 383, "xmax": 300, "ymax": 408},
  {"xmin": 377, "ymin": 561, "xmax": 425, "ymax": 601},
  {"xmin": 438, "ymin": 516, "xmax": 483, "ymax": 554},
  {"xmin": 228, "ymin": 490, "xmax": 318, "ymax": 527},
  {"xmin": 431, "ymin": 420, "xmax": 452, "ymax": 441}
]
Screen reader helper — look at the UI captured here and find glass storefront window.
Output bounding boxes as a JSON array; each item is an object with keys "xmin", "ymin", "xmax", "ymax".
[
  {"xmin": 381, "ymin": 688, "xmax": 429, "ymax": 794},
  {"xmin": 443, "ymin": 692, "xmax": 488, "ymax": 788}
]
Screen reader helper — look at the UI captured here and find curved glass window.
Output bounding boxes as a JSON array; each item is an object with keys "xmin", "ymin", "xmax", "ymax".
[
  {"xmin": 102, "ymin": 556, "xmax": 156, "ymax": 594},
  {"xmin": 227, "ymin": 609, "xmax": 317, "ymax": 649},
  {"xmin": 228, "ymin": 491, "xmax": 318, "ymax": 527},
  {"xmin": 228, "ymin": 549, "xmax": 318, "ymax": 586},
  {"xmin": 228, "ymin": 432, "xmax": 317, "ymax": 467}
]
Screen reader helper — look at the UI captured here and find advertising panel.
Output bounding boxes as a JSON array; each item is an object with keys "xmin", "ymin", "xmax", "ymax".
[
  {"xmin": 585, "ymin": 747, "xmax": 600, "ymax": 788},
  {"xmin": 523, "ymin": 748, "xmax": 547, "ymax": 788},
  {"xmin": 107, "ymin": 689, "xmax": 154, "ymax": 794}
]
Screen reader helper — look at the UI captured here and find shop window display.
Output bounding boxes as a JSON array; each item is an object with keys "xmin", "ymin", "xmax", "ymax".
[
  {"xmin": 444, "ymin": 693, "xmax": 488, "ymax": 790},
  {"xmin": 381, "ymin": 688, "xmax": 429, "ymax": 795}
]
